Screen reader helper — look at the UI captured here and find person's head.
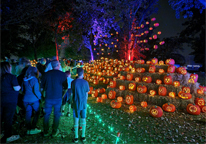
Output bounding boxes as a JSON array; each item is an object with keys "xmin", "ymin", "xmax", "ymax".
[
  {"xmin": 24, "ymin": 66, "xmax": 39, "ymax": 79},
  {"xmin": 65, "ymin": 71, "xmax": 71, "ymax": 77},
  {"xmin": 1, "ymin": 62, "xmax": 11, "ymax": 76},
  {"xmin": 52, "ymin": 56, "xmax": 57, "ymax": 60},
  {"xmin": 19, "ymin": 57, "xmax": 30, "ymax": 66},
  {"xmin": 51, "ymin": 60, "xmax": 60, "ymax": 70},
  {"xmin": 77, "ymin": 68, "xmax": 84, "ymax": 78},
  {"xmin": 40, "ymin": 58, "xmax": 46, "ymax": 65}
]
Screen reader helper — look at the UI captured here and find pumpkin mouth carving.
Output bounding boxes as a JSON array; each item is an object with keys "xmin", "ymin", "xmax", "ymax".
[
  {"xmin": 151, "ymin": 109, "xmax": 158, "ymax": 116},
  {"xmin": 189, "ymin": 106, "xmax": 197, "ymax": 112}
]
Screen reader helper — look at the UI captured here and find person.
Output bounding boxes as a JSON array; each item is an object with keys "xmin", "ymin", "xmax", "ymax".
[
  {"xmin": 44, "ymin": 56, "xmax": 62, "ymax": 72},
  {"xmin": 21, "ymin": 66, "xmax": 42, "ymax": 135},
  {"xmin": 15, "ymin": 57, "xmax": 30, "ymax": 76},
  {"xmin": 71, "ymin": 68, "xmax": 89, "ymax": 143},
  {"xmin": 41, "ymin": 60, "xmax": 68, "ymax": 137},
  {"xmin": 61, "ymin": 71, "xmax": 74, "ymax": 116},
  {"xmin": 36, "ymin": 58, "xmax": 46, "ymax": 77},
  {"xmin": 0, "ymin": 62, "xmax": 21, "ymax": 143}
]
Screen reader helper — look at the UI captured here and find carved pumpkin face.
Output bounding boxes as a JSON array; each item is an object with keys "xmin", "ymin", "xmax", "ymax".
[
  {"xmin": 127, "ymin": 74, "xmax": 133, "ymax": 81},
  {"xmin": 137, "ymin": 85, "xmax": 147, "ymax": 93},
  {"xmin": 125, "ymin": 95, "xmax": 134, "ymax": 105},
  {"xmin": 141, "ymin": 101, "xmax": 148, "ymax": 107},
  {"xmin": 162, "ymin": 103, "xmax": 176, "ymax": 112},
  {"xmin": 151, "ymin": 58, "xmax": 158, "ymax": 65},
  {"xmin": 149, "ymin": 66, "xmax": 156, "ymax": 73},
  {"xmin": 186, "ymin": 104, "xmax": 200, "ymax": 115},
  {"xmin": 101, "ymin": 94, "xmax": 107, "ymax": 99},
  {"xmin": 197, "ymin": 88, "xmax": 204, "ymax": 94},
  {"xmin": 164, "ymin": 75, "xmax": 172, "ymax": 85},
  {"xmin": 182, "ymin": 87, "xmax": 190, "ymax": 93},
  {"xmin": 156, "ymin": 79, "xmax": 162, "ymax": 84},
  {"xmin": 200, "ymin": 105, "xmax": 206, "ymax": 113},
  {"xmin": 93, "ymin": 79, "xmax": 99, "ymax": 85},
  {"xmin": 146, "ymin": 61, "xmax": 151, "ymax": 65},
  {"xmin": 96, "ymin": 97, "xmax": 103, "ymax": 103},
  {"xmin": 149, "ymin": 90, "xmax": 156, "ymax": 96},
  {"xmin": 190, "ymin": 73, "xmax": 198, "ymax": 82},
  {"xmin": 165, "ymin": 59, "xmax": 175, "ymax": 65},
  {"xmin": 169, "ymin": 92, "xmax": 176, "ymax": 98},
  {"xmin": 91, "ymin": 90, "xmax": 98, "ymax": 98},
  {"xmin": 150, "ymin": 106, "xmax": 163, "ymax": 118},
  {"xmin": 128, "ymin": 83, "xmax": 136, "ymax": 91},
  {"xmin": 117, "ymin": 97, "xmax": 123, "ymax": 102},
  {"xmin": 119, "ymin": 85, "xmax": 125, "ymax": 91},
  {"xmin": 173, "ymin": 81, "xmax": 180, "ymax": 87},
  {"xmin": 108, "ymin": 90, "xmax": 116, "ymax": 99},
  {"xmin": 178, "ymin": 91, "xmax": 192, "ymax": 99},
  {"xmin": 109, "ymin": 81, "xmax": 117, "ymax": 88},
  {"xmin": 188, "ymin": 78, "xmax": 195, "ymax": 83},
  {"xmin": 129, "ymin": 105, "xmax": 137, "ymax": 112},
  {"xmin": 131, "ymin": 68, "xmax": 136, "ymax": 73},
  {"xmin": 88, "ymin": 87, "xmax": 93, "ymax": 94},
  {"xmin": 142, "ymin": 76, "xmax": 152, "ymax": 83},
  {"xmin": 159, "ymin": 69, "xmax": 165, "ymax": 74},
  {"xmin": 158, "ymin": 86, "xmax": 167, "ymax": 96},
  {"xmin": 120, "ymin": 75, "xmax": 126, "ymax": 80},
  {"xmin": 136, "ymin": 67, "xmax": 145, "ymax": 73},
  {"xmin": 195, "ymin": 98, "xmax": 205, "ymax": 106},
  {"xmin": 167, "ymin": 65, "xmax": 175, "ymax": 73},
  {"xmin": 97, "ymin": 88, "xmax": 105, "ymax": 93},
  {"xmin": 135, "ymin": 77, "xmax": 141, "ymax": 82},
  {"xmin": 110, "ymin": 100, "xmax": 121, "ymax": 109}
]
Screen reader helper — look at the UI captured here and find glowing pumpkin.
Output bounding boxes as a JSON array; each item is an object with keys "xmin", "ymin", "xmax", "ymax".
[
  {"xmin": 136, "ymin": 67, "xmax": 145, "ymax": 73},
  {"xmin": 150, "ymin": 106, "xmax": 163, "ymax": 118},
  {"xmin": 117, "ymin": 97, "xmax": 123, "ymax": 102},
  {"xmin": 151, "ymin": 58, "xmax": 158, "ymax": 65},
  {"xmin": 186, "ymin": 104, "xmax": 200, "ymax": 115},
  {"xmin": 128, "ymin": 83, "xmax": 136, "ymax": 91},
  {"xmin": 101, "ymin": 94, "xmax": 107, "ymax": 99},
  {"xmin": 168, "ymin": 92, "xmax": 176, "ymax": 98},
  {"xmin": 109, "ymin": 81, "xmax": 117, "ymax": 88},
  {"xmin": 141, "ymin": 101, "xmax": 148, "ymax": 107},
  {"xmin": 200, "ymin": 105, "xmax": 206, "ymax": 113},
  {"xmin": 165, "ymin": 59, "xmax": 175, "ymax": 65},
  {"xmin": 135, "ymin": 77, "xmax": 141, "ymax": 82},
  {"xmin": 197, "ymin": 88, "xmax": 204, "ymax": 94},
  {"xmin": 173, "ymin": 81, "xmax": 180, "ymax": 87},
  {"xmin": 125, "ymin": 95, "xmax": 134, "ymax": 105},
  {"xmin": 162, "ymin": 103, "xmax": 176, "ymax": 112},
  {"xmin": 195, "ymin": 98, "xmax": 205, "ymax": 107},
  {"xmin": 182, "ymin": 87, "xmax": 190, "ymax": 93},
  {"xmin": 156, "ymin": 79, "xmax": 162, "ymax": 84},
  {"xmin": 110, "ymin": 100, "xmax": 121, "ymax": 109},
  {"xmin": 137, "ymin": 85, "xmax": 147, "ymax": 93},
  {"xmin": 126, "ymin": 74, "xmax": 133, "ymax": 81},
  {"xmin": 178, "ymin": 91, "xmax": 192, "ymax": 100},
  {"xmin": 119, "ymin": 85, "xmax": 125, "ymax": 91},
  {"xmin": 150, "ymin": 90, "xmax": 156, "ymax": 96},
  {"xmin": 108, "ymin": 90, "xmax": 116, "ymax": 99},
  {"xmin": 88, "ymin": 87, "xmax": 93, "ymax": 94},
  {"xmin": 146, "ymin": 61, "xmax": 151, "ymax": 65},
  {"xmin": 91, "ymin": 90, "xmax": 98, "ymax": 98},
  {"xmin": 158, "ymin": 86, "xmax": 167, "ymax": 96},
  {"xmin": 159, "ymin": 69, "xmax": 165, "ymax": 74},
  {"xmin": 164, "ymin": 75, "xmax": 172, "ymax": 85},
  {"xmin": 142, "ymin": 76, "xmax": 152, "ymax": 83},
  {"xmin": 96, "ymin": 97, "xmax": 103, "ymax": 103},
  {"xmin": 159, "ymin": 60, "xmax": 164, "ymax": 65},
  {"xmin": 167, "ymin": 65, "xmax": 175, "ymax": 73},
  {"xmin": 129, "ymin": 105, "xmax": 137, "ymax": 112},
  {"xmin": 97, "ymin": 88, "xmax": 105, "ymax": 93},
  {"xmin": 190, "ymin": 73, "xmax": 198, "ymax": 82},
  {"xmin": 149, "ymin": 66, "xmax": 156, "ymax": 73},
  {"xmin": 120, "ymin": 75, "xmax": 126, "ymax": 80}
]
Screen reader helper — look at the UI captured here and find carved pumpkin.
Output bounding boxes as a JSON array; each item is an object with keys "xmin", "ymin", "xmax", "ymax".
[
  {"xmin": 119, "ymin": 85, "xmax": 125, "ymax": 91},
  {"xmin": 158, "ymin": 86, "xmax": 167, "ymax": 96},
  {"xmin": 200, "ymin": 105, "xmax": 206, "ymax": 113},
  {"xmin": 176, "ymin": 67, "xmax": 187, "ymax": 75},
  {"xmin": 169, "ymin": 92, "xmax": 176, "ymax": 98},
  {"xmin": 91, "ymin": 90, "xmax": 98, "ymax": 98},
  {"xmin": 103, "ymin": 78, "xmax": 109, "ymax": 84},
  {"xmin": 101, "ymin": 94, "xmax": 107, "ymax": 99},
  {"xmin": 149, "ymin": 65, "xmax": 156, "ymax": 73},
  {"xmin": 123, "ymin": 67, "xmax": 130, "ymax": 71},
  {"xmin": 188, "ymin": 78, "xmax": 195, "ymax": 83},
  {"xmin": 173, "ymin": 81, "xmax": 180, "ymax": 87},
  {"xmin": 142, "ymin": 76, "xmax": 152, "ymax": 83},
  {"xmin": 150, "ymin": 106, "xmax": 163, "ymax": 118},
  {"xmin": 156, "ymin": 79, "xmax": 162, "ymax": 85},
  {"xmin": 167, "ymin": 65, "xmax": 175, "ymax": 73},
  {"xmin": 108, "ymin": 90, "xmax": 116, "ymax": 99},
  {"xmin": 186, "ymin": 104, "xmax": 200, "ymax": 115},
  {"xmin": 136, "ymin": 67, "xmax": 145, "ymax": 73},
  {"xmin": 125, "ymin": 95, "xmax": 134, "ymax": 105},
  {"xmin": 162, "ymin": 103, "xmax": 176, "ymax": 112},
  {"xmin": 182, "ymin": 87, "xmax": 190, "ymax": 93},
  {"xmin": 178, "ymin": 91, "xmax": 192, "ymax": 99},
  {"xmin": 110, "ymin": 100, "xmax": 122, "ymax": 109},
  {"xmin": 117, "ymin": 97, "xmax": 123, "ymax": 102},
  {"xmin": 164, "ymin": 75, "xmax": 172, "ymax": 85},
  {"xmin": 137, "ymin": 85, "xmax": 147, "ymax": 93},
  {"xmin": 159, "ymin": 69, "xmax": 165, "ymax": 74},
  {"xmin": 110, "ymin": 81, "xmax": 117, "ymax": 88},
  {"xmin": 96, "ymin": 97, "xmax": 103, "ymax": 103},
  {"xmin": 151, "ymin": 58, "xmax": 158, "ymax": 65},
  {"xmin": 149, "ymin": 90, "xmax": 156, "ymax": 96},
  {"xmin": 113, "ymin": 77, "xmax": 117, "ymax": 81},
  {"xmin": 197, "ymin": 88, "xmax": 204, "ymax": 94},
  {"xmin": 128, "ymin": 83, "xmax": 136, "ymax": 91},
  {"xmin": 190, "ymin": 73, "xmax": 198, "ymax": 82},
  {"xmin": 199, "ymin": 85, "xmax": 206, "ymax": 92},
  {"xmin": 165, "ymin": 59, "xmax": 175, "ymax": 65},
  {"xmin": 120, "ymin": 75, "xmax": 126, "ymax": 80},
  {"xmin": 97, "ymin": 88, "xmax": 105, "ymax": 93},
  {"xmin": 135, "ymin": 77, "xmax": 141, "ymax": 82},
  {"xmin": 141, "ymin": 101, "xmax": 148, "ymax": 107},
  {"xmin": 129, "ymin": 105, "xmax": 137, "ymax": 112},
  {"xmin": 127, "ymin": 74, "xmax": 133, "ymax": 81},
  {"xmin": 146, "ymin": 61, "xmax": 151, "ymax": 65},
  {"xmin": 88, "ymin": 87, "xmax": 93, "ymax": 94},
  {"xmin": 159, "ymin": 60, "xmax": 164, "ymax": 65},
  {"xmin": 195, "ymin": 98, "xmax": 205, "ymax": 107}
]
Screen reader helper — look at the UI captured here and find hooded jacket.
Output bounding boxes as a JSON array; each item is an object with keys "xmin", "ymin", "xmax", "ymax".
[{"xmin": 22, "ymin": 76, "xmax": 41, "ymax": 102}]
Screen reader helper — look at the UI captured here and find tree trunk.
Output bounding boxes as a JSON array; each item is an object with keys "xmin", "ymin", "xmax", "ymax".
[
  {"xmin": 89, "ymin": 28, "xmax": 94, "ymax": 60},
  {"xmin": 55, "ymin": 23, "xmax": 59, "ymax": 61}
]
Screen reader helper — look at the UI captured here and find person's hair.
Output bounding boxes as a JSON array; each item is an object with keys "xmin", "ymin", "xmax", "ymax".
[
  {"xmin": 65, "ymin": 70, "xmax": 71, "ymax": 77},
  {"xmin": 24, "ymin": 66, "xmax": 39, "ymax": 79},
  {"xmin": 0, "ymin": 62, "xmax": 11, "ymax": 77},
  {"xmin": 51, "ymin": 60, "xmax": 60, "ymax": 69},
  {"xmin": 77, "ymin": 68, "xmax": 84, "ymax": 77},
  {"xmin": 52, "ymin": 56, "xmax": 57, "ymax": 60},
  {"xmin": 40, "ymin": 58, "xmax": 46, "ymax": 65}
]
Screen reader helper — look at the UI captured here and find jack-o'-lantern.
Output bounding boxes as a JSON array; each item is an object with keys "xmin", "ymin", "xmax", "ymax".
[
  {"xmin": 119, "ymin": 85, "xmax": 125, "ymax": 91},
  {"xmin": 149, "ymin": 90, "xmax": 156, "ymax": 96},
  {"xmin": 93, "ymin": 79, "xmax": 99, "ymax": 85},
  {"xmin": 108, "ymin": 90, "xmax": 116, "ymax": 99},
  {"xmin": 97, "ymin": 88, "xmax": 105, "ymax": 93},
  {"xmin": 99, "ymin": 77, "xmax": 103, "ymax": 81},
  {"xmin": 125, "ymin": 95, "xmax": 134, "ymax": 105},
  {"xmin": 178, "ymin": 91, "xmax": 192, "ymax": 99},
  {"xmin": 167, "ymin": 65, "xmax": 175, "ymax": 73},
  {"xmin": 169, "ymin": 92, "xmax": 176, "ymax": 98},
  {"xmin": 155, "ymin": 79, "xmax": 162, "ymax": 85},
  {"xmin": 135, "ymin": 77, "xmax": 141, "ymax": 82},
  {"xmin": 158, "ymin": 69, "xmax": 165, "ymax": 74},
  {"xmin": 173, "ymin": 81, "xmax": 180, "ymax": 87},
  {"xmin": 142, "ymin": 76, "xmax": 152, "ymax": 83},
  {"xmin": 200, "ymin": 104, "xmax": 206, "ymax": 113},
  {"xmin": 129, "ymin": 105, "xmax": 137, "ymax": 112},
  {"xmin": 137, "ymin": 85, "xmax": 147, "ymax": 93},
  {"xmin": 101, "ymin": 94, "xmax": 107, "ymax": 99},
  {"xmin": 141, "ymin": 101, "xmax": 148, "ymax": 107},
  {"xmin": 200, "ymin": 85, "xmax": 206, "ymax": 92},
  {"xmin": 88, "ymin": 87, "xmax": 93, "ymax": 94},
  {"xmin": 110, "ymin": 81, "xmax": 117, "ymax": 88},
  {"xmin": 91, "ymin": 90, "xmax": 98, "ymax": 98},
  {"xmin": 158, "ymin": 86, "xmax": 167, "ymax": 96},
  {"xmin": 165, "ymin": 59, "xmax": 175, "ymax": 65},
  {"xmin": 113, "ymin": 77, "xmax": 117, "ymax": 81},
  {"xmin": 188, "ymin": 78, "xmax": 195, "ymax": 83},
  {"xmin": 117, "ymin": 97, "xmax": 123, "ymax": 102},
  {"xmin": 131, "ymin": 68, "xmax": 136, "ymax": 73},
  {"xmin": 146, "ymin": 61, "xmax": 151, "ymax": 65},
  {"xmin": 128, "ymin": 83, "xmax": 136, "ymax": 91},
  {"xmin": 164, "ymin": 75, "xmax": 172, "ymax": 85},
  {"xmin": 150, "ymin": 106, "xmax": 163, "ymax": 118},
  {"xmin": 96, "ymin": 97, "xmax": 103, "ymax": 103},
  {"xmin": 110, "ymin": 100, "xmax": 121, "ymax": 109},
  {"xmin": 182, "ymin": 87, "xmax": 190, "ymax": 93},
  {"xmin": 195, "ymin": 98, "xmax": 205, "ymax": 107},
  {"xmin": 159, "ymin": 60, "xmax": 164, "ymax": 65},
  {"xmin": 151, "ymin": 58, "xmax": 158, "ymax": 65},
  {"xmin": 103, "ymin": 78, "xmax": 108, "ymax": 84},
  {"xmin": 190, "ymin": 73, "xmax": 198, "ymax": 83},
  {"xmin": 176, "ymin": 67, "xmax": 187, "ymax": 75},
  {"xmin": 120, "ymin": 75, "xmax": 126, "ymax": 80},
  {"xmin": 127, "ymin": 74, "xmax": 133, "ymax": 81},
  {"xmin": 162, "ymin": 103, "xmax": 176, "ymax": 112},
  {"xmin": 197, "ymin": 88, "xmax": 204, "ymax": 94},
  {"xmin": 149, "ymin": 66, "xmax": 156, "ymax": 73},
  {"xmin": 136, "ymin": 67, "xmax": 145, "ymax": 73},
  {"xmin": 123, "ymin": 67, "xmax": 130, "ymax": 71},
  {"xmin": 186, "ymin": 104, "xmax": 200, "ymax": 115}
]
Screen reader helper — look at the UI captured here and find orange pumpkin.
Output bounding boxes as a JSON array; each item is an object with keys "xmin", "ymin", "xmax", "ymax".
[
  {"xmin": 110, "ymin": 100, "xmax": 122, "ymax": 109},
  {"xmin": 97, "ymin": 88, "xmax": 105, "ymax": 93},
  {"xmin": 108, "ymin": 90, "xmax": 116, "ymax": 99},
  {"xmin": 156, "ymin": 79, "xmax": 162, "ymax": 84},
  {"xmin": 150, "ymin": 106, "xmax": 163, "ymax": 118},
  {"xmin": 186, "ymin": 104, "xmax": 200, "ymax": 115},
  {"xmin": 125, "ymin": 95, "xmax": 134, "ymax": 105},
  {"xmin": 159, "ymin": 60, "xmax": 164, "ymax": 65},
  {"xmin": 101, "ymin": 94, "xmax": 107, "ymax": 99},
  {"xmin": 120, "ymin": 75, "xmax": 126, "ymax": 80},
  {"xmin": 151, "ymin": 58, "xmax": 158, "ymax": 65},
  {"xmin": 167, "ymin": 65, "xmax": 175, "ymax": 73},
  {"xmin": 195, "ymin": 98, "xmax": 205, "ymax": 107},
  {"xmin": 96, "ymin": 97, "xmax": 103, "ymax": 103},
  {"xmin": 141, "ymin": 101, "xmax": 148, "ymax": 107},
  {"xmin": 168, "ymin": 92, "xmax": 176, "ymax": 98},
  {"xmin": 128, "ymin": 83, "xmax": 136, "ymax": 91},
  {"xmin": 135, "ymin": 77, "xmax": 141, "ymax": 82},
  {"xmin": 165, "ymin": 59, "xmax": 175, "ymax": 65},
  {"xmin": 91, "ymin": 90, "xmax": 98, "ymax": 98},
  {"xmin": 158, "ymin": 86, "xmax": 167, "ymax": 96},
  {"xmin": 149, "ymin": 90, "xmax": 156, "ymax": 96},
  {"xmin": 119, "ymin": 85, "xmax": 125, "ymax": 91},
  {"xmin": 103, "ymin": 78, "xmax": 109, "ymax": 84},
  {"xmin": 88, "ymin": 87, "xmax": 93, "ymax": 94},
  {"xmin": 126, "ymin": 74, "xmax": 133, "ymax": 81},
  {"xmin": 129, "ymin": 105, "xmax": 137, "ymax": 112},
  {"xmin": 164, "ymin": 75, "xmax": 172, "ymax": 85},
  {"xmin": 173, "ymin": 81, "xmax": 180, "ymax": 87},
  {"xmin": 137, "ymin": 85, "xmax": 147, "ymax": 93},
  {"xmin": 109, "ymin": 81, "xmax": 117, "ymax": 88},
  {"xmin": 146, "ymin": 61, "xmax": 151, "ymax": 65},
  {"xmin": 197, "ymin": 88, "xmax": 204, "ymax": 94},
  {"xmin": 159, "ymin": 69, "xmax": 165, "ymax": 74},
  {"xmin": 149, "ymin": 65, "xmax": 156, "ymax": 73},
  {"xmin": 178, "ymin": 91, "xmax": 192, "ymax": 99},
  {"xmin": 142, "ymin": 76, "xmax": 152, "ymax": 83},
  {"xmin": 190, "ymin": 73, "xmax": 198, "ymax": 82},
  {"xmin": 162, "ymin": 103, "xmax": 176, "ymax": 112},
  {"xmin": 200, "ymin": 105, "xmax": 206, "ymax": 113},
  {"xmin": 117, "ymin": 97, "xmax": 123, "ymax": 102},
  {"xmin": 182, "ymin": 87, "xmax": 190, "ymax": 93},
  {"xmin": 136, "ymin": 67, "xmax": 145, "ymax": 73}
]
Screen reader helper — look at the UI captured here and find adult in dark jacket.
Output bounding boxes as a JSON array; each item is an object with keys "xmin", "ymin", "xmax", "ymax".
[
  {"xmin": 0, "ymin": 62, "xmax": 21, "ymax": 143},
  {"xmin": 22, "ymin": 66, "xmax": 42, "ymax": 135},
  {"xmin": 41, "ymin": 60, "xmax": 68, "ymax": 137}
]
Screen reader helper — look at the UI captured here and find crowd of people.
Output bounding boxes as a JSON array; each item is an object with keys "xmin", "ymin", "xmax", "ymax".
[{"xmin": 0, "ymin": 56, "xmax": 89, "ymax": 143}]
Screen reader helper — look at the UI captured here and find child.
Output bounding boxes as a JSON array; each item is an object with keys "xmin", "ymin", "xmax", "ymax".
[{"xmin": 62, "ymin": 71, "xmax": 73, "ymax": 116}]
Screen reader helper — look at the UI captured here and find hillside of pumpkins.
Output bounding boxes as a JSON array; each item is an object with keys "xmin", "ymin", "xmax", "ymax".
[{"xmin": 84, "ymin": 57, "xmax": 206, "ymax": 143}]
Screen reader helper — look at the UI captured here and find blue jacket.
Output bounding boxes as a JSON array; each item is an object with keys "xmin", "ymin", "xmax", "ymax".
[{"xmin": 22, "ymin": 77, "xmax": 41, "ymax": 102}]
